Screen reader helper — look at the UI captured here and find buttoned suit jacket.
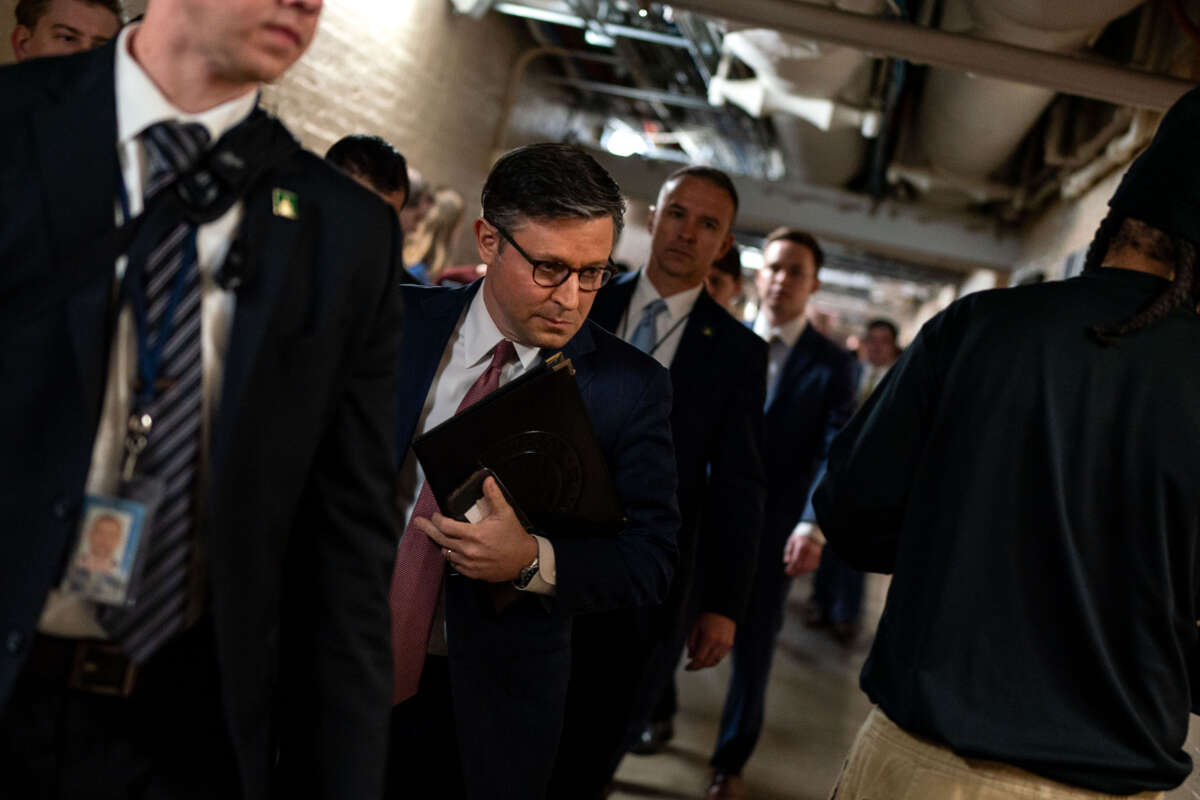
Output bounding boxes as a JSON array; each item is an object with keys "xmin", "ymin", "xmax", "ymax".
[
  {"xmin": 588, "ymin": 272, "xmax": 767, "ymax": 624},
  {"xmin": 765, "ymin": 324, "xmax": 856, "ymax": 547},
  {"xmin": 0, "ymin": 44, "xmax": 404, "ymax": 800},
  {"xmin": 394, "ymin": 280, "xmax": 680, "ymax": 799}
]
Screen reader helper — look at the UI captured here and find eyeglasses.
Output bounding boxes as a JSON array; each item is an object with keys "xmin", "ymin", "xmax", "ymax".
[{"xmin": 488, "ymin": 220, "xmax": 616, "ymax": 292}]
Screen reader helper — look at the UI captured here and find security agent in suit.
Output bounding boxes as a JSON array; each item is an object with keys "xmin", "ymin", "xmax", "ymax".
[
  {"xmin": 707, "ymin": 228, "xmax": 855, "ymax": 799},
  {"xmin": 550, "ymin": 167, "xmax": 767, "ymax": 797},
  {"xmin": 385, "ymin": 143, "xmax": 679, "ymax": 800},
  {"xmin": 0, "ymin": 2, "xmax": 403, "ymax": 797}
]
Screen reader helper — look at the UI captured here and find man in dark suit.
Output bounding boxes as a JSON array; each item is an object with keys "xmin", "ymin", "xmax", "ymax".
[
  {"xmin": 385, "ymin": 143, "xmax": 679, "ymax": 800},
  {"xmin": 807, "ymin": 318, "xmax": 901, "ymax": 646},
  {"xmin": 550, "ymin": 166, "xmax": 767, "ymax": 797},
  {"xmin": 0, "ymin": 1, "xmax": 402, "ymax": 798},
  {"xmin": 707, "ymin": 228, "xmax": 855, "ymax": 799}
]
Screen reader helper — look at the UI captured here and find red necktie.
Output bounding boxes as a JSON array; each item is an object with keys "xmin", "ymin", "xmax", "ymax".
[{"xmin": 390, "ymin": 339, "xmax": 518, "ymax": 703}]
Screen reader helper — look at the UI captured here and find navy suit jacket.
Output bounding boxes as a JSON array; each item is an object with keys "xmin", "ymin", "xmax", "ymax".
[
  {"xmin": 589, "ymin": 272, "xmax": 767, "ymax": 623},
  {"xmin": 763, "ymin": 324, "xmax": 855, "ymax": 544},
  {"xmin": 0, "ymin": 44, "xmax": 403, "ymax": 800},
  {"xmin": 395, "ymin": 280, "xmax": 679, "ymax": 798}
]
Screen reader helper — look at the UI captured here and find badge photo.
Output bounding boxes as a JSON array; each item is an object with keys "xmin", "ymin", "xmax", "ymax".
[{"xmin": 63, "ymin": 495, "xmax": 148, "ymax": 606}]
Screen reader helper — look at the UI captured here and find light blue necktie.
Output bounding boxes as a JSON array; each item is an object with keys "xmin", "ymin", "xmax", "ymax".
[{"xmin": 629, "ymin": 298, "xmax": 668, "ymax": 354}]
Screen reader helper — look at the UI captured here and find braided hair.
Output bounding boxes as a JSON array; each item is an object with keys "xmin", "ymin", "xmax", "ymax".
[{"xmin": 1084, "ymin": 211, "xmax": 1199, "ymax": 346}]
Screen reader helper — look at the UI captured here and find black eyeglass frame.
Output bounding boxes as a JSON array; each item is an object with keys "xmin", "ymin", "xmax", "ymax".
[{"xmin": 487, "ymin": 219, "xmax": 616, "ymax": 292}]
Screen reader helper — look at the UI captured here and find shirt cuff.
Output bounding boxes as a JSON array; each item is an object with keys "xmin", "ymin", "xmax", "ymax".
[
  {"xmin": 518, "ymin": 535, "xmax": 557, "ymax": 596},
  {"xmin": 794, "ymin": 521, "xmax": 826, "ymax": 546}
]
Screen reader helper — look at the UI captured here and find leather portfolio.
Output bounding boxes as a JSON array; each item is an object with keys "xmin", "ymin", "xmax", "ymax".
[{"xmin": 412, "ymin": 352, "xmax": 624, "ymax": 536}]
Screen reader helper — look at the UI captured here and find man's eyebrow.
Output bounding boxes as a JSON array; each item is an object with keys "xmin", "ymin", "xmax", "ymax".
[{"xmin": 51, "ymin": 23, "xmax": 84, "ymax": 36}]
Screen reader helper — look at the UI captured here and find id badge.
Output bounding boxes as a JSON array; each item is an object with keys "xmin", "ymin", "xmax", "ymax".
[{"xmin": 62, "ymin": 476, "xmax": 164, "ymax": 607}]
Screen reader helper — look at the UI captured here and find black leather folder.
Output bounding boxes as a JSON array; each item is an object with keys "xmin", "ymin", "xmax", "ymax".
[{"xmin": 412, "ymin": 352, "xmax": 624, "ymax": 536}]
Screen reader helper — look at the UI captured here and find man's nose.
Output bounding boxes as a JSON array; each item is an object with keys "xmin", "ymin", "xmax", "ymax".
[{"xmin": 551, "ymin": 272, "xmax": 580, "ymax": 308}]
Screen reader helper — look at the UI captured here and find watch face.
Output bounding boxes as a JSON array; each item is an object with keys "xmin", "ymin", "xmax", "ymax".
[{"xmin": 516, "ymin": 558, "xmax": 539, "ymax": 589}]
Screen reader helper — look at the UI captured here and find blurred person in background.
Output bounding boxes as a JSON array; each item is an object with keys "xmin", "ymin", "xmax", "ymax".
[
  {"xmin": 706, "ymin": 243, "xmax": 745, "ymax": 315},
  {"xmin": 707, "ymin": 227, "xmax": 855, "ymax": 800},
  {"xmin": 404, "ymin": 187, "xmax": 465, "ymax": 284},
  {"xmin": 11, "ymin": 0, "xmax": 120, "ymax": 61},
  {"xmin": 325, "ymin": 133, "xmax": 409, "ymax": 220},
  {"xmin": 400, "ymin": 165, "xmax": 434, "ymax": 236},
  {"xmin": 806, "ymin": 318, "xmax": 900, "ymax": 646}
]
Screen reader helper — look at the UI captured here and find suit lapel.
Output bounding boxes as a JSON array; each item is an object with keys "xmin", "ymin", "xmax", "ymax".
[
  {"xmin": 32, "ymin": 45, "xmax": 121, "ymax": 414},
  {"xmin": 669, "ymin": 290, "xmax": 720, "ymax": 390},
  {"xmin": 768, "ymin": 325, "xmax": 819, "ymax": 414},
  {"xmin": 211, "ymin": 177, "xmax": 315, "ymax": 480},
  {"xmin": 394, "ymin": 282, "xmax": 477, "ymax": 456},
  {"xmin": 588, "ymin": 270, "xmax": 638, "ymax": 333},
  {"xmin": 559, "ymin": 321, "xmax": 599, "ymax": 397}
]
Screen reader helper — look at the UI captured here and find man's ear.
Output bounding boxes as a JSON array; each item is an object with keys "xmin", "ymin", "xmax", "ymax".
[
  {"xmin": 646, "ymin": 205, "xmax": 657, "ymax": 236},
  {"xmin": 11, "ymin": 25, "xmax": 33, "ymax": 62},
  {"xmin": 474, "ymin": 218, "xmax": 500, "ymax": 266}
]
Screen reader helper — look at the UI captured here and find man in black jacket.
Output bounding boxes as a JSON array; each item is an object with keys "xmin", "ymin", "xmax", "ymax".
[
  {"xmin": 0, "ymin": 1, "xmax": 403, "ymax": 797},
  {"xmin": 816, "ymin": 87, "xmax": 1200, "ymax": 798},
  {"xmin": 550, "ymin": 166, "xmax": 768, "ymax": 798}
]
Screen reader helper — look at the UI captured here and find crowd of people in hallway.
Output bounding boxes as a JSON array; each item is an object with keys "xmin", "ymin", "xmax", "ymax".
[{"xmin": 3, "ymin": 1, "xmax": 1200, "ymax": 800}]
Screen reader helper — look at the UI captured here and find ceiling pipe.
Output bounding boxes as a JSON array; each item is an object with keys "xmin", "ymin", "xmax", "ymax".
[{"xmin": 665, "ymin": 0, "xmax": 1195, "ymax": 110}]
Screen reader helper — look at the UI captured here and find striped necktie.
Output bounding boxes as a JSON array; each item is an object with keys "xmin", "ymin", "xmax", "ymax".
[{"xmin": 100, "ymin": 120, "xmax": 211, "ymax": 663}]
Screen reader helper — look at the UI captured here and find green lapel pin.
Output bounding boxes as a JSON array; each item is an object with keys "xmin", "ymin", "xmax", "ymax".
[{"xmin": 272, "ymin": 188, "xmax": 299, "ymax": 220}]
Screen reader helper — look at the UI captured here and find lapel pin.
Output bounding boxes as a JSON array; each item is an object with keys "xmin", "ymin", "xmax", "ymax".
[
  {"xmin": 272, "ymin": 188, "xmax": 299, "ymax": 220},
  {"xmin": 702, "ymin": 325, "xmax": 714, "ymax": 337}
]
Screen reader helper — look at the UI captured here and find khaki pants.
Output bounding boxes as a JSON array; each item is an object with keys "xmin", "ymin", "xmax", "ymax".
[{"xmin": 831, "ymin": 708, "xmax": 1165, "ymax": 800}]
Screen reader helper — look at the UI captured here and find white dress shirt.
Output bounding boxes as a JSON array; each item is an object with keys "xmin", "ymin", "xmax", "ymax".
[
  {"xmin": 38, "ymin": 24, "xmax": 257, "ymax": 638},
  {"xmin": 754, "ymin": 313, "xmax": 808, "ymax": 402},
  {"xmin": 397, "ymin": 283, "xmax": 559, "ymax": 652},
  {"xmin": 617, "ymin": 271, "xmax": 703, "ymax": 369}
]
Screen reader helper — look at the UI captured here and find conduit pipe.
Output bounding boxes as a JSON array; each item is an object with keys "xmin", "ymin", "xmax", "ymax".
[
  {"xmin": 914, "ymin": 0, "xmax": 1145, "ymax": 179},
  {"xmin": 665, "ymin": 0, "xmax": 1194, "ymax": 111}
]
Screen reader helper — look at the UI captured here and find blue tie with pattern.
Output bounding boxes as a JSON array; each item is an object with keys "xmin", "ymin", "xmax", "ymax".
[{"xmin": 101, "ymin": 120, "xmax": 211, "ymax": 663}]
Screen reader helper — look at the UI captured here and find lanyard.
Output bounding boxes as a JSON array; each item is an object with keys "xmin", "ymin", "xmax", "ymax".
[
  {"xmin": 621, "ymin": 302, "xmax": 691, "ymax": 357},
  {"xmin": 117, "ymin": 179, "xmax": 200, "ymax": 411},
  {"xmin": 646, "ymin": 313, "xmax": 689, "ymax": 357}
]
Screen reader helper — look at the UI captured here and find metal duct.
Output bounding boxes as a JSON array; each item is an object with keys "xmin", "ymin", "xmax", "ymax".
[
  {"xmin": 709, "ymin": 0, "xmax": 886, "ymax": 185},
  {"xmin": 915, "ymin": 0, "xmax": 1145, "ymax": 179}
]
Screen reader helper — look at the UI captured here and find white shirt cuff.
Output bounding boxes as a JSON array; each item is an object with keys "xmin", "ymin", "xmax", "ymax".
[{"xmin": 518, "ymin": 535, "xmax": 557, "ymax": 596}]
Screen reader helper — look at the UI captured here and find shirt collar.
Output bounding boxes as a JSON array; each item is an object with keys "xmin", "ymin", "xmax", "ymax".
[
  {"xmin": 754, "ymin": 313, "xmax": 808, "ymax": 348},
  {"xmin": 114, "ymin": 24, "xmax": 259, "ymax": 148},
  {"xmin": 630, "ymin": 270, "xmax": 704, "ymax": 321},
  {"xmin": 462, "ymin": 281, "xmax": 542, "ymax": 371}
]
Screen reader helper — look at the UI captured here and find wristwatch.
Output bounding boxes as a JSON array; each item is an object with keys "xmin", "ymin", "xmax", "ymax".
[{"xmin": 513, "ymin": 550, "xmax": 540, "ymax": 590}]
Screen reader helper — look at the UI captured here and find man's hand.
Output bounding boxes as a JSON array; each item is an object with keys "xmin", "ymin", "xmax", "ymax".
[
  {"xmin": 685, "ymin": 612, "xmax": 737, "ymax": 671},
  {"xmin": 783, "ymin": 523, "xmax": 824, "ymax": 576},
  {"xmin": 413, "ymin": 477, "xmax": 538, "ymax": 583}
]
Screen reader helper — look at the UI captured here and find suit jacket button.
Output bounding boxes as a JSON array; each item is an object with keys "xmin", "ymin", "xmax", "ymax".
[
  {"xmin": 5, "ymin": 630, "xmax": 25, "ymax": 655},
  {"xmin": 51, "ymin": 499, "xmax": 69, "ymax": 519}
]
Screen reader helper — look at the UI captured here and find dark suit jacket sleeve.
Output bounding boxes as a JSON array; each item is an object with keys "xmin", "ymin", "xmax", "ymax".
[
  {"xmin": 799, "ymin": 351, "xmax": 857, "ymax": 526},
  {"xmin": 277, "ymin": 213, "xmax": 403, "ymax": 798},
  {"xmin": 697, "ymin": 338, "xmax": 768, "ymax": 623},
  {"xmin": 814, "ymin": 322, "xmax": 941, "ymax": 574},
  {"xmin": 550, "ymin": 366, "xmax": 679, "ymax": 616}
]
